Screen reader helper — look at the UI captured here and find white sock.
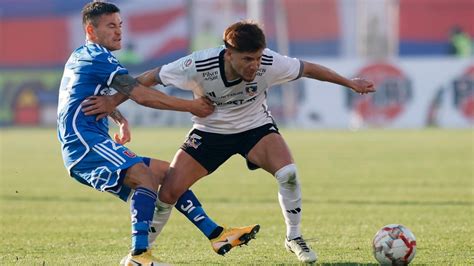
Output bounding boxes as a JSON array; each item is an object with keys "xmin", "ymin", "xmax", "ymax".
[
  {"xmin": 275, "ymin": 164, "xmax": 302, "ymax": 240},
  {"xmin": 148, "ymin": 198, "xmax": 174, "ymax": 246}
]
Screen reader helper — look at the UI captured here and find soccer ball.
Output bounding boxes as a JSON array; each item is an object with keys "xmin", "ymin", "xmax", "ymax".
[{"xmin": 372, "ymin": 224, "xmax": 417, "ymax": 265}]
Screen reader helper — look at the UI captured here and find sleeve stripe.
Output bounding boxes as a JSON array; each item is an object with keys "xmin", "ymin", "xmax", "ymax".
[
  {"xmin": 195, "ymin": 56, "xmax": 219, "ymax": 64},
  {"xmin": 196, "ymin": 64, "xmax": 219, "ymax": 72},
  {"xmin": 196, "ymin": 59, "xmax": 219, "ymax": 67}
]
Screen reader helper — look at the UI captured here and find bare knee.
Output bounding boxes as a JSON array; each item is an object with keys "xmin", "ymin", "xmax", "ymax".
[
  {"xmin": 158, "ymin": 183, "xmax": 182, "ymax": 204},
  {"xmin": 124, "ymin": 163, "xmax": 160, "ymax": 191},
  {"xmin": 149, "ymin": 159, "xmax": 170, "ymax": 184}
]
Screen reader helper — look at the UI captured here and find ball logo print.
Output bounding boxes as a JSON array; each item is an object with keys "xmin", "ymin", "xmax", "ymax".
[
  {"xmin": 346, "ymin": 63, "xmax": 412, "ymax": 126},
  {"xmin": 452, "ymin": 65, "xmax": 474, "ymax": 122},
  {"xmin": 373, "ymin": 224, "xmax": 417, "ymax": 265}
]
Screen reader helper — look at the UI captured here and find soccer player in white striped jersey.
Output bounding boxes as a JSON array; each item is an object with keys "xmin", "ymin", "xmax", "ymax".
[{"xmin": 84, "ymin": 20, "xmax": 375, "ymax": 263}]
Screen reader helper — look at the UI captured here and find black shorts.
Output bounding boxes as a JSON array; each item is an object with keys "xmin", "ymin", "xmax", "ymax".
[{"xmin": 180, "ymin": 123, "xmax": 280, "ymax": 173}]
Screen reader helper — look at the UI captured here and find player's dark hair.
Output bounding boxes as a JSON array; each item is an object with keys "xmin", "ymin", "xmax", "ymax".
[
  {"xmin": 223, "ymin": 20, "xmax": 266, "ymax": 52},
  {"xmin": 82, "ymin": 1, "xmax": 120, "ymax": 27}
]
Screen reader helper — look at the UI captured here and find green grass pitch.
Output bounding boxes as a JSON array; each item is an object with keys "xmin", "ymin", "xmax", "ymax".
[{"xmin": 0, "ymin": 128, "xmax": 472, "ymax": 265}]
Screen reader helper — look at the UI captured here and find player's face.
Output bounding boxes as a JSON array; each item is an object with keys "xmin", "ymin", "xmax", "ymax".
[
  {"xmin": 228, "ymin": 49, "xmax": 263, "ymax": 82},
  {"xmin": 91, "ymin": 13, "xmax": 122, "ymax": 51}
]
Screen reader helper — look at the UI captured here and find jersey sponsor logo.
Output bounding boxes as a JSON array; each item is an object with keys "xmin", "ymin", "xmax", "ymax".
[
  {"xmin": 107, "ymin": 56, "xmax": 119, "ymax": 64},
  {"xmin": 220, "ymin": 91, "xmax": 243, "ymax": 99},
  {"xmin": 346, "ymin": 63, "xmax": 412, "ymax": 126},
  {"xmin": 208, "ymin": 91, "xmax": 244, "ymax": 100},
  {"xmin": 202, "ymin": 70, "xmax": 219, "ymax": 81},
  {"xmin": 256, "ymin": 68, "xmax": 267, "ymax": 76},
  {"xmin": 186, "ymin": 133, "xmax": 202, "ymax": 149},
  {"xmin": 451, "ymin": 65, "xmax": 474, "ymax": 122},
  {"xmin": 123, "ymin": 150, "xmax": 137, "ymax": 158},
  {"xmin": 215, "ymin": 95, "xmax": 257, "ymax": 106}
]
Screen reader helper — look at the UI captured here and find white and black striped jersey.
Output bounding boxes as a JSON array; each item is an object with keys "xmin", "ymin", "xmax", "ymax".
[{"xmin": 159, "ymin": 46, "xmax": 303, "ymax": 134}]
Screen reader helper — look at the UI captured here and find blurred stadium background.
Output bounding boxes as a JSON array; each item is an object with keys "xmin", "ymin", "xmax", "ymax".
[{"xmin": 0, "ymin": 0, "xmax": 472, "ymax": 130}]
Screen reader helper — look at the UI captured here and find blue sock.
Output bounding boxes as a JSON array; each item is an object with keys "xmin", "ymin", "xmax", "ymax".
[
  {"xmin": 130, "ymin": 187, "xmax": 157, "ymax": 251},
  {"xmin": 141, "ymin": 158, "xmax": 222, "ymax": 239},
  {"xmin": 175, "ymin": 190, "xmax": 221, "ymax": 239}
]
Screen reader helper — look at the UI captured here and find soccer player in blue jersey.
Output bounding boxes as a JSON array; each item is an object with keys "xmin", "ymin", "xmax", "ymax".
[{"xmin": 58, "ymin": 2, "xmax": 259, "ymax": 265}]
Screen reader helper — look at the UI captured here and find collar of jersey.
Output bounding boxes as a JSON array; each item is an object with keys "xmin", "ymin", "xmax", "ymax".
[
  {"xmin": 219, "ymin": 49, "xmax": 242, "ymax": 87},
  {"xmin": 85, "ymin": 40, "xmax": 111, "ymax": 54}
]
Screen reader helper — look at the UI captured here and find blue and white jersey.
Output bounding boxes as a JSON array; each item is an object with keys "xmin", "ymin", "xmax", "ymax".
[{"xmin": 57, "ymin": 42, "xmax": 127, "ymax": 171}]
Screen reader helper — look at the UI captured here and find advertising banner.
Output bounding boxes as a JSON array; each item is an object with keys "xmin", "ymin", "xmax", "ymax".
[{"xmin": 296, "ymin": 57, "xmax": 473, "ymax": 129}]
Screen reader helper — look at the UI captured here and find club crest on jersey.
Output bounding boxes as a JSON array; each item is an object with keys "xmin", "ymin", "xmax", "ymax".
[
  {"xmin": 186, "ymin": 133, "xmax": 202, "ymax": 149},
  {"xmin": 123, "ymin": 150, "xmax": 137, "ymax": 158},
  {"xmin": 245, "ymin": 85, "xmax": 258, "ymax": 96}
]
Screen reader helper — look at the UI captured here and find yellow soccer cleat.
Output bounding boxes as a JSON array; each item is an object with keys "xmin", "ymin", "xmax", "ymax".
[
  {"xmin": 123, "ymin": 249, "xmax": 161, "ymax": 266},
  {"xmin": 210, "ymin": 224, "xmax": 260, "ymax": 255}
]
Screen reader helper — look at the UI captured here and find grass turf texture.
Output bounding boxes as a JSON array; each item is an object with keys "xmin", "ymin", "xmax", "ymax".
[{"xmin": 0, "ymin": 128, "xmax": 472, "ymax": 265}]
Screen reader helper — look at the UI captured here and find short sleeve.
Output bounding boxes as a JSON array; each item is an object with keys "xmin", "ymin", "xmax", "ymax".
[
  {"xmin": 264, "ymin": 48, "xmax": 303, "ymax": 87},
  {"xmin": 159, "ymin": 53, "xmax": 198, "ymax": 91},
  {"xmin": 92, "ymin": 52, "xmax": 128, "ymax": 86}
]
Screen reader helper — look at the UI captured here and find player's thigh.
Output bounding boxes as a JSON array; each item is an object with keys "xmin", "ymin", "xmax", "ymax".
[
  {"xmin": 159, "ymin": 149, "xmax": 208, "ymax": 203},
  {"xmin": 247, "ymin": 133, "xmax": 294, "ymax": 175}
]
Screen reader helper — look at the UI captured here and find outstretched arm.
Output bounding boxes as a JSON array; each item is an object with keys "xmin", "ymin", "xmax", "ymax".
[
  {"xmin": 301, "ymin": 61, "xmax": 375, "ymax": 94},
  {"xmin": 82, "ymin": 73, "xmax": 214, "ymax": 118},
  {"xmin": 82, "ymin": 67, "xmax": 164, "ymax": 117},
  {"xmin": 135, "ymin": 66, "xmax": 163, "ymax": 87}
]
